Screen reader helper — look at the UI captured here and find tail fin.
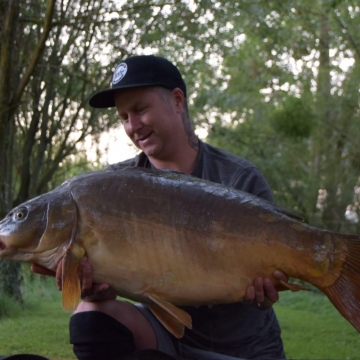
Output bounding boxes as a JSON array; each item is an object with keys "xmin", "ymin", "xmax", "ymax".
[{"xmin": 322, "ymin": 235, "xmax": 360, "ymax": 332}]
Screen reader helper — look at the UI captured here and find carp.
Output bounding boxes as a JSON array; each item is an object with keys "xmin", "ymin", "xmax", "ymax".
[{"xmin": 0, "ymin": 167, "xmax": 360, "ymax": 338}]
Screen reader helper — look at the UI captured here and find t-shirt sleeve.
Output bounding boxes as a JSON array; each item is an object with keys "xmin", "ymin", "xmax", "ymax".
[{"xmin": 232, "ymin": 167, "xmax": 274, "ymax": 202}]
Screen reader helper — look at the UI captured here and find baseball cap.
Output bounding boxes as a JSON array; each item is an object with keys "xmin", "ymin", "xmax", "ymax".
[{"xmin": 89, "ymin": 55, "xmax": 187, "ymax": 108}]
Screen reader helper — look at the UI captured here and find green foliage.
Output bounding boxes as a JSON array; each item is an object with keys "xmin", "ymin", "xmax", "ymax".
[
  {"xmin": 208, "ymin": 117, "xmax": 318, "ymax": 222},
  {"xmin": 0, "ymin": 268, "xmax": 73, "ymax": 359},
  {"xmin": 0, "ymin": 261, "xmax": 23, "ymax": 304},
  {"xmin": 49, "ymin": 153, "xmax": 104, "ymax": 190},
  {"xmin": 0, "ymin": 292, "xmax": 23, "ymax": 319},
  {"xmin": 270, "ymin": 96, "xmax": 316, "ymax": 138},
  {"xmin": 0, "ymin": 264, "xmax": 60, "ymax": 320},
  {"xmin": 203, "ymin": 0, "xmax": 360, "ymax": 233},
  {"xmin": 275, "ymin": 291, "xmax": 360, "ymax": 359}
]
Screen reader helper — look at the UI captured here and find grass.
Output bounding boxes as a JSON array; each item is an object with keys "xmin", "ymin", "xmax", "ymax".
[
  {"xmin": 275, "ymin": 290, "xmax": 360, "ymax": 359},
  {"xmin": 0, "ymin": 273, "xmax": 359, "ymax": 359},
  {"xmin": 0, "ymin": 269, "xmax": 74, "ymax": 360}
]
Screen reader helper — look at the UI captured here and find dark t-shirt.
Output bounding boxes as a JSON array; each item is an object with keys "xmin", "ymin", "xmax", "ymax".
[{"xmin": 109, "ymin": 140, "xmax": 285, "ymax": 359}]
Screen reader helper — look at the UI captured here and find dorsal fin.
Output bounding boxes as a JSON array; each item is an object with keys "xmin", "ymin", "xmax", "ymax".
[{"xmin": 272, "ymin": 203, "xmax": 304, "ymax": 222}]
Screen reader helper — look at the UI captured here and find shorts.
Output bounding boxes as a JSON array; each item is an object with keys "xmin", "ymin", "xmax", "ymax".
[{"xmin": 136, "ymin": 304, "xmax": 245, "ymax": 360}]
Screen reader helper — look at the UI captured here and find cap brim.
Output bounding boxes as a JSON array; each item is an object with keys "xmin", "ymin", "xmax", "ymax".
[
  {"xmin": 89, "ymin": 83, "xmax": 171, "ymax": 108},
  {"xmin": 89, "ymin": 88, "xmax": 119, "ymax": 108}
]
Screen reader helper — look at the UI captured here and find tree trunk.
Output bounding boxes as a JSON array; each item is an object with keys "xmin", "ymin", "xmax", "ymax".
[
  {"xmin": 0, "ymin": 0, "xmax": 22, "ymax": 302},
  {"xmin": 316, "ymin": 10, "xmax": 343, "ymax": 232},
  {"xmin": 0, "ymin": 0, "xmax": 55, "ymax": 302}
]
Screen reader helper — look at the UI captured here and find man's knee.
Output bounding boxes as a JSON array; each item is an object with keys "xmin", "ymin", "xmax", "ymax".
[
  {"xmin": 70, "ymin": 299, "xmax": 157, "ymax": 357},
  {"xmin": 70, "ymin": 310, "xmax": 136, "ymax": 360},
  {"xmin": 74, "ymin": 298, "xmax": 112, "ymax": 313}
]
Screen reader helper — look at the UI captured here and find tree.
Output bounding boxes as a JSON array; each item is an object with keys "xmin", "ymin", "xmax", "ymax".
[
  {"xmin": 204, "ymin": 0, "xmax": 360, "ymax": 234},
  {"xmin": 0, "ymin": 0, "xmax": 56, "ymax": 301}
]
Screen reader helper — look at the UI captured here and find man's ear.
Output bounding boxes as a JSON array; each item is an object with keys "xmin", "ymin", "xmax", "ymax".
[{"xmin": 171, "ymin": 88, "xmax": 186, "ymax": 113}]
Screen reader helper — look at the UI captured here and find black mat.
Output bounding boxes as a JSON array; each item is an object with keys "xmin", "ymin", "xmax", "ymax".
[{"xmin": 0, "ymin": 350, "xmax": 177, "ymax": 360}]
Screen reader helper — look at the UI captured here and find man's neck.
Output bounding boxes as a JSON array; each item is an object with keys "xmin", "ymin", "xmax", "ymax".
[{"xmin": 149, "ymin": 139, "xmax": 199, "ymax": 175}]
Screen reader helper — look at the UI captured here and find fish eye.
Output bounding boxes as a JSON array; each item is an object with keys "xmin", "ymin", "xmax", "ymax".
[{"xmin": 13, "ymin": 208, "xmax": 28, "ymax": 221}]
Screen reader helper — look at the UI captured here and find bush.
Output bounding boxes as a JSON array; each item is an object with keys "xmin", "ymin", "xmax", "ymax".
[
  {"xmin": 0, "ymin": 292, "xmax": 23, "ymax": 318},
  {"xmin": 0, "ymin": 264, "xmax": 59, "ymax": 319},
  {"xmin": 271, "ymin": 96, "xmax": 316, "ymax": 139}
]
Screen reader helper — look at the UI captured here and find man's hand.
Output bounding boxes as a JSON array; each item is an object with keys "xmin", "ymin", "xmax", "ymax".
[
  {"xmin": 31, "ymin": 258, "xmax": 116, "ymax": 302},
  {"xmin": 243, "ymin": 270, "xmax": 289, "ymax": 310},
  {"xmin": 74, "ymin": 258, "xmax": 117, "ymax": 301},
  {"xmin": 31, "ymin": 263, "xmax": 56, "ymax": 277}
]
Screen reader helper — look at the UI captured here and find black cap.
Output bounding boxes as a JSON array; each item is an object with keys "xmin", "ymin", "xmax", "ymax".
[{"xmin": 89, "ymin": 55, "xmax": 187, "ymax": 108}]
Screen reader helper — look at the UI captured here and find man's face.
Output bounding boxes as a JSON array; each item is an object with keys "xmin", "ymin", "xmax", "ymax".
[{"xmin": 114, "ymin": 86, "xmax": 184, "ymax": 160}]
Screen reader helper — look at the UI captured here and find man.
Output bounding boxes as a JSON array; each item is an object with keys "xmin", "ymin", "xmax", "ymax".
[{"xmin": 34, "ymin": 55, "xmax": 288, "ymax": 359}]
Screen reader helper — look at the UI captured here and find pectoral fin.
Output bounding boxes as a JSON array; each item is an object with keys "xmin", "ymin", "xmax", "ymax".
[
  {"xmin": 145, "ymin": 293, "xmax": 192, "ymax": 338},
  {"xmin": 278, "ymin": 279, "xmax": 310, "ymax": 292},
  {"xmin": 62, "ymin": 244, "xmax": 85, "ymax": 311}
]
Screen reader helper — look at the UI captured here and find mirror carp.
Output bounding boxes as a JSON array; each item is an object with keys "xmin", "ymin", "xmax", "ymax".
[{"xmin": 1, "ymin": 167, "xmax": 360, "ymax": 338}]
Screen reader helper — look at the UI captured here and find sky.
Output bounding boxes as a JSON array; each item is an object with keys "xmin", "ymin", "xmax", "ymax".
[{"xmin": 85, "ymin": 126, "xmax": 138, "ymax": 165}]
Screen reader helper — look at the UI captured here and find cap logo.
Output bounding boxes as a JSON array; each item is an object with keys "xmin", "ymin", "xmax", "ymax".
[{"xmin": 112, "ymin": 63, "xmax": 128, "ymax": 84}]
